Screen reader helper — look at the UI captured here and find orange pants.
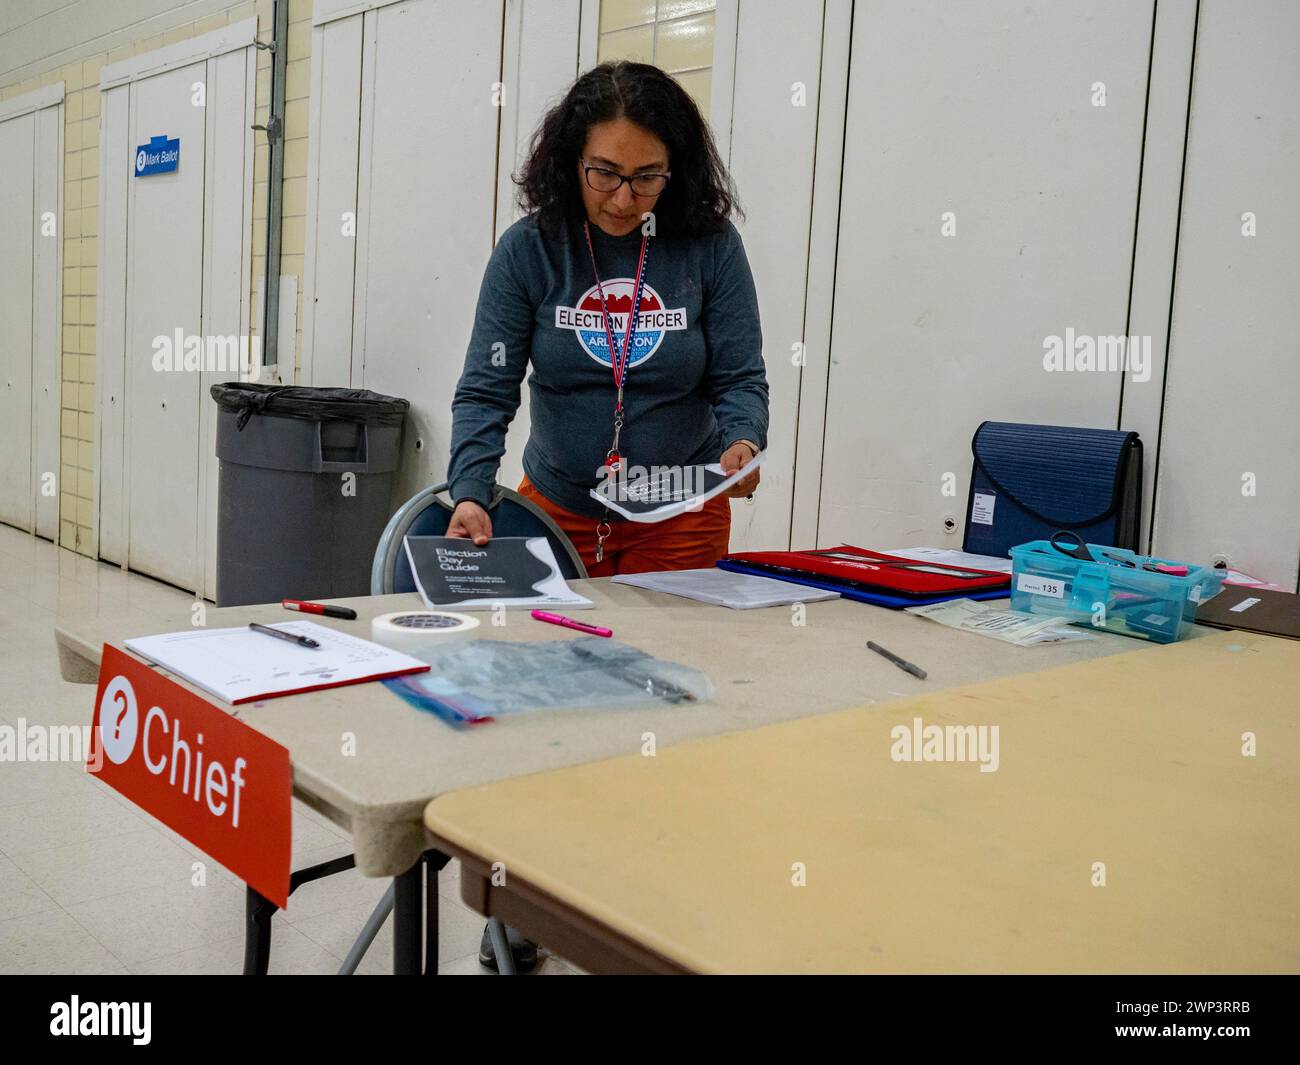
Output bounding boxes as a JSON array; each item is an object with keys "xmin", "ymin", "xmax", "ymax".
[{"xmin": 517, "ymin": 472, "xmax": 731, "ymax": 577}]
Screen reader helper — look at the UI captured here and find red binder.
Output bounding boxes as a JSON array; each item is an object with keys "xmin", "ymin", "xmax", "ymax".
[{"xmin": 722, "ymin": 546, "xmax": 1011, "ymax": 598}]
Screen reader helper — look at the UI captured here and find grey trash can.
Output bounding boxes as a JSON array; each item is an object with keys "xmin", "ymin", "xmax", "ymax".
[{"xmin": 211, "ymin": 384, "xmax": 410, "ymax": 607}]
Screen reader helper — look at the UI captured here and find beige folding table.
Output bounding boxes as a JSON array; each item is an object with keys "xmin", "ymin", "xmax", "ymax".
[
  {"xmin": 55, "ymin": 578, "xmax": 1185, "ymax": 972},
  {"xmin": 425, "ymin": 630, "xmax": 1299, "ymax": 973}
]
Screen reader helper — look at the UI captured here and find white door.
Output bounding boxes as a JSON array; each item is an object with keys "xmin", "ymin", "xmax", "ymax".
[
  {"xmin": 303, "ymin": 0, "xmax": 508, "ymax": 509},
  {"xmin": 98, "ymin": 21, "xmax": 256, "ymax": 595},
  {"xmin": 0, "ymin": 86, "xmax": 62, "ymax": 539},
  {"xmin": 818, "ymin": 1, "xmax": 1154, "ymax": 549},
  {"xmin": 123, "ymin": 62, "xmax": 208, "ymax": 588}
]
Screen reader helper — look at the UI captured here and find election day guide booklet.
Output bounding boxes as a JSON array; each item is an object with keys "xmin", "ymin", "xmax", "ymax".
[{"xmin": 403, "ymin": 535, "xmax": 593, "ymax": 610}]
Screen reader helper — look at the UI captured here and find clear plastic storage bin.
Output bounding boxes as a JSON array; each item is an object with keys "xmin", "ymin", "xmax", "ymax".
[{"xmin": 1009, "ymin": 538, "xmax": 1226, "ymax": 644}]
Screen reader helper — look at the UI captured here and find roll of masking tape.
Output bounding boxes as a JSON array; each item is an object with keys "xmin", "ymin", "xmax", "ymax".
[{"xmin": 371, "ymin": 610, "xmax": 479, "ymax": 653}]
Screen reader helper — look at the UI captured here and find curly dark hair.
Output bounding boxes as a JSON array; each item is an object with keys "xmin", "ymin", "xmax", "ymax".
[{"xmin": 516, "ymin": 61, "xmax": 741, "ymax": 240}]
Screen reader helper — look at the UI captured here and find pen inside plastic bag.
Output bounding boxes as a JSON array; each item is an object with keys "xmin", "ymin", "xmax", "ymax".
[{"xmin": 569, "ymin": 642, "xmax": 698, "ymax": 704}]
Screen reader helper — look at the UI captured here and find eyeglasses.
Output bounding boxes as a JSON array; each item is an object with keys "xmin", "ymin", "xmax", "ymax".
[{"xmin": 581, "ymin": 158, "xmax": 671, "ymax": 197}]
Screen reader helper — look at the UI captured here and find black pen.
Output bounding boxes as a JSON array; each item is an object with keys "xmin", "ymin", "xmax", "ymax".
[
  {"xmin": 249, "ymin": 621, "xmax": 320, "ymax": 649},
  {"xmin": 866, "ymin": 640, "xmax": 926, "ymax": 680}
]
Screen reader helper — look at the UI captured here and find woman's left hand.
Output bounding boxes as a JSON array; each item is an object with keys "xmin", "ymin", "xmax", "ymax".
[{"xmin": 720, "ymin": 442, "xmax": 761, "ymax": 497}]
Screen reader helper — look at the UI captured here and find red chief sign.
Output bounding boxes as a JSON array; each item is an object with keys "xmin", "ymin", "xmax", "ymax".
[{"xmin": 88, "ymin": 644, "xmax": 291, "ymax": 908}]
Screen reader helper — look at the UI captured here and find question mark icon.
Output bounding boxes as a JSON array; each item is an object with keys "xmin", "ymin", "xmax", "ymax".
[
  {"xmin": 99, "ymin": 676, "xmax": 139, "ymax": 765},
  {"xmin": 113, "ymin": 689, "xmax": 129, "ymax": 740}
]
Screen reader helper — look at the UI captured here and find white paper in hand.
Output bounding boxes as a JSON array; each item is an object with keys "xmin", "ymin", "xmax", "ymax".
[{"xmin": 589, "ymin": 449, "xmax": 765, "ymax": 523}]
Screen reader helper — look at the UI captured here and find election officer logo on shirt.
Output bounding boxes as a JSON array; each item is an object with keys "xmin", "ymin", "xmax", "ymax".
[{"xmin": 555, "ymin": 280, "xmax": 687, "ymax": 368}]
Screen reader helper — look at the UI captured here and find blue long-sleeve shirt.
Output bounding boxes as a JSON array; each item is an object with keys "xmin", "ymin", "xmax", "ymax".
[{"xmin": 447, "ymin": 213, "xmax": 768, "ymax": 519}]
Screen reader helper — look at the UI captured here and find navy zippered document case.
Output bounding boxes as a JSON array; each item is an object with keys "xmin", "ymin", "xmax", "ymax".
[{"xmin": 962, "ymin": 421, "xmax": 1143, "ymax": 559}]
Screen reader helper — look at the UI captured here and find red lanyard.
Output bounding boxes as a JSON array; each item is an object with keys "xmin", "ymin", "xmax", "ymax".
[{"xmin": 583, "ymin": 221, "xmax": 650, "ymax": 472}]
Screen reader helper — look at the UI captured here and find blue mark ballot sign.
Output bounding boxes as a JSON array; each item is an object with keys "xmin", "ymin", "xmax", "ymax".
[{"xmin": 134, "ymin": 134, "xmax": 180, "ymax": 176}]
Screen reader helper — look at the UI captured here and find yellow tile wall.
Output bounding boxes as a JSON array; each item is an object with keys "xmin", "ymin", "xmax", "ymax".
[
  {"xmin": 0, "ymin": 0, "xmax": 313, "ymax": 558},
  {"xmin": 598, "ymin": 0, "xmax": 717, "ymax": 118}
]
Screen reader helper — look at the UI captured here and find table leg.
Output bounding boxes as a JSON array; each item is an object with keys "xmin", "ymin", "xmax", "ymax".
[
  {"xmin": 242, "ymin": 855, "xmax": 354, "ymax": 975},
  {"xmin": 425, "ymin": 851, "xmax": 449, "ymax": 975},
  {"xmin": 393, "ymin": 860, "xmax": 424, "ymax": 975},
  {"xmin": 243, "ymin": 886, "xmax": 275, "ymax": 976}
]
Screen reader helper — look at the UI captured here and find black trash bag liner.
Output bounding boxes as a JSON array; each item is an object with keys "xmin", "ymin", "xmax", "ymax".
[{"xmin": 211, "ymin": 383, "xmax": 410, "ymax": 431}]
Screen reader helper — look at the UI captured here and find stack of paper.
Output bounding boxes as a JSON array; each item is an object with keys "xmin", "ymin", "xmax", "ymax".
[
  {"xmin": 612, "ymin": 567, "xmax": 840, "ymax": 609},
  {"xmin": 884, "ymin": 546, "xmax": 1013, "ymax": 574}
]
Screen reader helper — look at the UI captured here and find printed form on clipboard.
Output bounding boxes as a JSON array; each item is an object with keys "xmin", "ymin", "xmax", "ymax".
[{"xmin": 123, "ymin": 621, "xmax": 429, "ymax": 704}]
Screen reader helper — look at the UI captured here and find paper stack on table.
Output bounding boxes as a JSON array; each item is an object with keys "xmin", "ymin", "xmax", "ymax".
[
  {"xmin": 885, "ymin": 546, "xmax": 1013, "ymax": 574},
  {"xmin": 612, "ymin": 567, "xmax": 840, "ymax": 609}
]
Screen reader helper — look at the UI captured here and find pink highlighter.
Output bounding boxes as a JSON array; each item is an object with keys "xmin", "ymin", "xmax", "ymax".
[{"xmin": 530, "ymin": 609, "xmax": 613, "ymax": 638}]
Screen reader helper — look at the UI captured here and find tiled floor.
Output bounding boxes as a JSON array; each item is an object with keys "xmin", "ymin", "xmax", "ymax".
[{"xmin": 0, "ymin": 523, "xmax": 578, "ymax": 975}]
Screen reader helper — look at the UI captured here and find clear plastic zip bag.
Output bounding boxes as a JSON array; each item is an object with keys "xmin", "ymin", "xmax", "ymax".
[{"xmin": 382, "ymin": 637, "xmax": 715, "ymax": 727}]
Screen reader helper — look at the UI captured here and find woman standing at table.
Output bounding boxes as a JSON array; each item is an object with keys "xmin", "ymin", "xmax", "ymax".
[{"xmin": 445, "ymin": 60, "xmax": 769, "ymax": 578}]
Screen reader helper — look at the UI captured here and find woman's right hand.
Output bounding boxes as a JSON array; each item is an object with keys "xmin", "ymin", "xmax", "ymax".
[{"xmin": 447, "ymin": 500, "xmax": 492, "ymax": 546}]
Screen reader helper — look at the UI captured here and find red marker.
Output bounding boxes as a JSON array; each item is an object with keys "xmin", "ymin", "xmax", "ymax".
[
  {"xmin": 530, "ymin": 609, "xmax": 612, "ymax": 638},
  {"xmin": 282, "ymin": 599, "xmax": 358, "ymax": 620}
]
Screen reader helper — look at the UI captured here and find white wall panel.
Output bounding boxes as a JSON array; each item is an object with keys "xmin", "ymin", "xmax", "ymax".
[
  {"xmin": 97, "ymin": 85, "xmax": 131, "ymax": 564},
  {"xmin": 0, "ymin": 112, "xmax": 36, "ymax": 531},
  {"xmin": 1152, "ymin": 0, "xmax": 1300, "ymax": 587},
  {"xmin": 496, "ymin": 0, "xmax": 580, "ymax": 240},
  {"xmin": 302, "ymin": 12, "xmax": 365, "ymax": 387},
  {"xmin": 350, "ymin": 0, "xmax": 503, "ymax": 506},
  {"xmin": 724, "ymin": 0, "xmax": 823, "ymax": 550},
  {"xmin": 493, "ymin": 0, "xmax": 582, "ymax": 496},
  {"xmin": 0, "ymin": 85, "xmax": 61, "ymax": 540},
  {"xmin": 1120, "ymin": 0, "xmax": 1196, "ymax": 553},
  {"xmin": 197, "ymin": 45, "xmax": 255, "ymax": 598},
  {"xmin": 32, "ymin": 99, "xmax": 62, "ymax": 539},
  {"xmin": 790, "ymin": 0, "xmax": 851, "ymax": 549},
  {"xmin": 819, "ymin": 0, "xmax": 1153, "ymax": 550}
]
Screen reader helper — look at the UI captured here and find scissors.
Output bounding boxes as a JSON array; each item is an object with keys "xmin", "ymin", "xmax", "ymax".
[
  {"xmin": 1050, "ymin": 531, "xmax": 1180, "ymax": 574},
  {"xmin": 1049, "ymin": 531, "xmax": 1098, "ymax": 562}
]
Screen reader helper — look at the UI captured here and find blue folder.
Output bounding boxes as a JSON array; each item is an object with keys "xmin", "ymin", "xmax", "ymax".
[
  {"xmin": 715, "ymin": 560, "xmax": 1009, "ymax": 609},
  {"xmin": 963, "ymin": 421, "xmax": 1142, "ymax": 559}
]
